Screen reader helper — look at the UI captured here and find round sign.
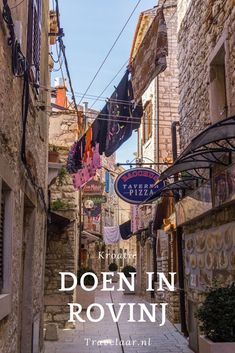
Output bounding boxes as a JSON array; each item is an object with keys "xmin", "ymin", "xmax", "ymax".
[
  {"xmin": 84, "ymin": 203, "xmax": 101, "ymax": 217},
  {"xmin": 84, "ymin": 199, "xmax": 94, "ymax": 209},
  {"xmin": 114, "ymin": 167, "xmax": 165, "ymax": 204}
]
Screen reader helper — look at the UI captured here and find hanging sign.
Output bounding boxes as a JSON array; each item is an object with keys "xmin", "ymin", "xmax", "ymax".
[
  {"xmin": 82, "ymin": 195, "xmax": 107, "ymax": 204},
  {"xmin": 82, "ymin": 180, "xmax": 104, "ymax": 195},
  {"xmin": 114, "ymin": 167, "xmax": 164, "ymax": 204},
  {"xmin": 84, "ymin": 203, "xmax": 101, "ymax": 217}
]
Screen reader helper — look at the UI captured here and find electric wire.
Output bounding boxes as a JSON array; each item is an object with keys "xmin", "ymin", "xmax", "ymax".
[
  {"xmin": 50, "ymin": 108, "xmax": 200, "ymax": 128},
  {"xmin": 54, "ymin": 0, "xmax": 81, "ymax": 128},
  {"xmin": 77, "ymin": 0, "xmax": 142, "ymax": 106},
  {"xmin": 87, "ymin": 2, "xmax": 175, "ymax": 111},
  {"xmin": 10, "ymin": 0, "xmax": 25, "ymax": 10},
  {"xmin": 89, "ymin": 59, "xmax": 129, "ymax": 109}
]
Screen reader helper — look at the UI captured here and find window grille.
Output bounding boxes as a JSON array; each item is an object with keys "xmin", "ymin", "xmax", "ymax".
[{"xmin": 27, "ymin": 0, "xmax": 42, "ymax": 86}]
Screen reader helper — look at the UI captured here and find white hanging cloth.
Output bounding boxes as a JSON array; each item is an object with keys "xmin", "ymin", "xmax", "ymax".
[{"xmin": 103, "ymin": 226, "xmax": 121, "ymax": 245}]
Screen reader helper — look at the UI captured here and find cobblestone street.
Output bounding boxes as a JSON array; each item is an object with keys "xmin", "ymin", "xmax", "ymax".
[{"xmin": 45, "ymin": 286, "xmax": 193, "ymax": 353}]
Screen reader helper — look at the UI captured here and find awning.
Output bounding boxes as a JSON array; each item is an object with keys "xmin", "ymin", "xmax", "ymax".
[
  {"xmin": 159, "ymin": 147, "xmax": 231, "ymax": 181},
  {"xmin": 181, "ymin": 116, "xmax": 235, "ymax": 157},
  {"xmin": 149, "ymin": 116, "xmax": 235, "ymax": 201},
  {"xmin": 48, "ymin": 211, "xmax": 71, "ymax": 229},
  {"xmin": 82, "ymin": 230, "xmax": 102, "ymax": 242}
]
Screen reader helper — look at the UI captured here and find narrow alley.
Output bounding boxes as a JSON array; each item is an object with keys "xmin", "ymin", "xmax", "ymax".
[
  {"xmin": 1, "ymin": 1, "xmax": 235, "ymax": 353},
  {"xmin": 45, "ymin": 285, "xmax": 193, "ymax": 353}
]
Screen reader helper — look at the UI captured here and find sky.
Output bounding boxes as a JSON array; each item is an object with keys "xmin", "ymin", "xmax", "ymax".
[{"xmin": 51, "ymin": 0, "xmax": 157, "ymax": 163}]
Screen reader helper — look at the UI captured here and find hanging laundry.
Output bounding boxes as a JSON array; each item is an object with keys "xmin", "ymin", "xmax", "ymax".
[
  {"xmin": 72, "ymin": 159, "xmax": 95, "ymax": 190},
  {"xmin": 130, "ymin": 6, "xmax": 168, "ymax": 101},
  {"xmin": 84, "ymin": 126, "xmax": 93, "ymax": 162},
  {"xmin": 92, "ymin": 104, "xmax": 109, "ymax": 155},
  {"xmin": 119, "ymin": 220, "xmax": 132, "ymax": 240},
  {"xmin": 103, "ymin": 226, "xmax": 121, "ymax": 244},
  {"xmin": 92, "ymin": 143, "xmax": 101, "ymax": 169},
  {"xmin": 128, "ymin": 79, "xmax": 143, "ymax": 130},
  {"xmin": 105, "ymin": 70, "xmax": 143, "ymax": 157},
  {"xmin": 66, "ymin": 137, "xmax": 86, "ymax": 174}
]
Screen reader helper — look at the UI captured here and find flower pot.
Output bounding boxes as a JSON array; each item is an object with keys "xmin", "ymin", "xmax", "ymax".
[
  {"xmin": 199, "ymin": 335, "xmax": 235, "ymax": 353},
  {"xmin": 122, "ymin": 278, "xmax": 136, "ymax": 295},
  {"xmin": 76, "ymin": 286, "xmax": 95, "ymax": 309},
  {"xmin": 48, "ymin": 151, "xmax": 59, "ymax": 163}
]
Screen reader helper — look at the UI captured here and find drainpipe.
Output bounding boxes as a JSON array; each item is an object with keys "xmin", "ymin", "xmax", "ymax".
[
  {"xmin": 171, "ymin": 121, "xmax": 188, "ymax": 336},
  {"xmin": 78, "ymin": 188, "xmax": 82, "ymax": 267},
  {"xmin": 152, "ymin": 77, "xmax": 160, "ymax": 300},
  {"xmin": 171, "ymin": 121, "xmax": 179, "ymax": 163},
  {"xmin": 156, "ymin": 77, "xmax": 160, "ymax": 171},
  {"xmin": 176, "ymin": 226, "xmax": 188, "ymax": 336}
]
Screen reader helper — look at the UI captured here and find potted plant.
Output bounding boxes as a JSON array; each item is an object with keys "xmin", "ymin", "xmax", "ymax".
[
  {"xmin": 109, "ymin": 262, "xmax": 118, "ymax": 283},
  {"xmin": 121, "ymin": 265, "xmax": 136, "ymax": 294},
  {"xmin": 48, "ymin": 144, "xmax": 60, "ymax": 163},
  {"xmin": 76, "ymin": 268, "xmax": 97, "ymax": 309},
  {"xmin": 51, "ymin": 198, "xmax": 66, "ymax": 211},
  {"xmin": 196, "ymin": 284, "xmax": 235, "ymax": 353},
  {"xmin": 57, "ymin": 167, "xmax": 68, "ymax": 186}
]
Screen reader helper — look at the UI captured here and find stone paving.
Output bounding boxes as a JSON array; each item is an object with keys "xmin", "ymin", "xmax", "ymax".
[{"xmin": 44, "ymin": 285, "xmax": 193, "ymax": 353}]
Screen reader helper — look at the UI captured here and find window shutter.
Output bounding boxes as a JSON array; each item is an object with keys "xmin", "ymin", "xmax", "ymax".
[
  {"xmin": 0, "ymin": 195, "xmax": 5, "ymax": 292},
  {"xmin": 27, "ymin": 0, "xmax": 42, "ymax": 86}
]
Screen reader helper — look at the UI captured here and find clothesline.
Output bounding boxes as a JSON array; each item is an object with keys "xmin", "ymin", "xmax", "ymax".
[
  {"xmin": 52, "ymin": 111, "xmax": 179, "ymax": 126},
  {"xmin": 66, "ymin": 6, "xmax": 168, "ymax": 190}
]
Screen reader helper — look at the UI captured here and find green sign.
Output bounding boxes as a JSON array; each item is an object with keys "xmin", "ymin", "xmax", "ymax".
[{"xmin": 82, "ymin": 195, "xmax": 107, "ymax": 204}]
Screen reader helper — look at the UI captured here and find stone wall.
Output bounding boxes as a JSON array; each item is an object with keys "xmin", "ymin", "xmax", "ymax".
[
  {"xmin": 0, "ymin": 1, "xmax": 50, "ymax": 352},
  {"xmin": 137, "ymin": 0, "xmax": 179, "ymax": 169},
  {"xmin": 177, "ymin": 0, "xmax": 235, "ymax": 149},
  {"xmin": 44, "ymin": 217, "xmax": 78, "ymax": 328},
  {"xmin": 136, "ymin": 0, "xmax": 180, "ymax": 314},
  {"xmin": 155, "ymin": 229, "xmax": 180, "ymax": 323},
  {"xmin": 45, "ymin": 105, "xmax": 80, "ymax": 328},
  {"xmin": 158, "ymin": 0, "xmax": 179, "ymax": 166}
]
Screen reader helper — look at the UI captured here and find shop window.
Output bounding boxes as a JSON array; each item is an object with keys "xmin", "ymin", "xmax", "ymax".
[
  {"xmin": 209, "ymin": 42, "xmax": 228, "ymax": 122},
  {"xmin": 27, "ymin": 0, "xmax": 42, "ymax": 86},
  {"xmin": 142, "ymin": 100, "xmax": 153, "ymax": 144}
]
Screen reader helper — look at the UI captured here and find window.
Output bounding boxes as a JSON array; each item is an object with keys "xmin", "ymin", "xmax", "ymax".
[
  {"xmin": 0, "ymin": 181, "xmax": 11, "ymax": 295},
  {"xmin": 142, "ymin": 100, "xmax": 152, "ymax": 144},
  {"xmin": 27, "ymin": 0, "xmax": 42, "ymax": 85},
  {"xmin": 209, "ymin": 39, "xmax": 228, "ymax": 123},
  {"xmin": 0, "ymin": 177, "xmax": 13, "ymax": 321}
]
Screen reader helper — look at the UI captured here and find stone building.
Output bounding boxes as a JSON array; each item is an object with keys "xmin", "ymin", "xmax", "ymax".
[
  {"xmin": 0, "ymin": 1, "xmax": 50, "ymax": 352},
  {"xmin": 44, "ymin": 82, "xmax": 81, "ymax": 329},
  {"xmin": 130, "ymin": 0, "xmax": 180, "ymax": 323},
  {"xmin": 173, "ymin": 0, "xmax": 235, "ymax": 351}
]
